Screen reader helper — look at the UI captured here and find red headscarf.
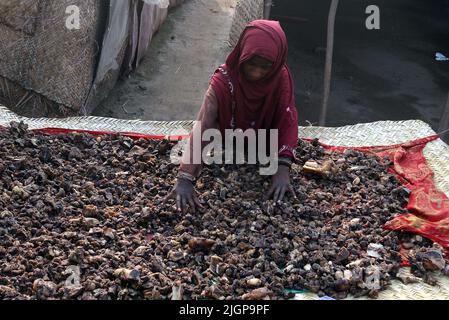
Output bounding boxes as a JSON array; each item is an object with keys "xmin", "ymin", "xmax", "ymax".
[{"xmin": 210, "ymin": 20, "xmax": 298, "ymax": 158}]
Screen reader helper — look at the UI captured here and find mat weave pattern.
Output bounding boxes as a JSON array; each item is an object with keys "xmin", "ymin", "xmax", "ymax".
[{"xmin": 229, "ymin": 0, "xmax": 264, "ymax": 47}]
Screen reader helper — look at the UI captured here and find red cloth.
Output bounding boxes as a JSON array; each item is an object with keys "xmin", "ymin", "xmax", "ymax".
[
  {"xmin": 210, "ymin": 20, "xmax": 298, "ymax": 159},
  {"xmin": 320, "ymin": 135, "xmax": 449, "ymax": 259}
]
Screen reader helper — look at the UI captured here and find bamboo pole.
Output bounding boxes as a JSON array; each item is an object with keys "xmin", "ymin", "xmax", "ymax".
[
  {"xmin": 438, "ymin": 91, "xmax": 449, "ymax": 142},
  {"xmin": 319, "ymin": 0, "xmax": 339, "ymax": 126},
  {"xmin": 264, "ymin": 0, "xmax": 272, "ymax": 19}
]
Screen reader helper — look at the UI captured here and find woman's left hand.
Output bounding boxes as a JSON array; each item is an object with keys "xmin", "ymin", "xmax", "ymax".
[{"xmin": 265, "ymin": 165, "xmax": 297, "ymax": 202}]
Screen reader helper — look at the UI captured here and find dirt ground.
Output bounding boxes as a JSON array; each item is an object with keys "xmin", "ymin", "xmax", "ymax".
[
  {"xmin": 273, "ymin": 0, "xmax": 449, "ymax": 130},
  {"xmin": 93, "ymin": 0, "xmax": 449, "ymax": 133},
  {"xmin": 92, "ymin": 0, "xmax": 236, "ymax": 121}
]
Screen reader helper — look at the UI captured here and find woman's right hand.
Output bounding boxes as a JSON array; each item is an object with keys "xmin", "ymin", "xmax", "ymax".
[{"xmin": 165, "ymin": 178, "xmax": 203, "ymax": 213}]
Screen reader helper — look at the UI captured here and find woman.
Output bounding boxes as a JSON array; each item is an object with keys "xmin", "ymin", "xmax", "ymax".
[{"xmin": 167, "ymin": 20, "xmax": 298, "ymax": 213}]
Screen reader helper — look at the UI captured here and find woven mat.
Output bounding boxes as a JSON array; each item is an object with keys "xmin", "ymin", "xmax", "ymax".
[
  {"xmin": 0, "ymin": 1, "xmax": 104, "ymax": 115},
  {"xmin": 1, "ymin": 104, "xmax": 449, "ymax": 299},
  {"xmin": 0, "ymin": 0, "xmax": 39, "ymax": 35},
  {"xmin": 229, "ymin": 0, "xmax": 264, "ymax": 47},
  {"xmin": 295, "ymin": 269, "xmax": 449, "ymax": 300}
]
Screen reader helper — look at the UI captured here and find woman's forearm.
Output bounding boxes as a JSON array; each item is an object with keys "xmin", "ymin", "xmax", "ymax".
[{"xmin": 179, "ymin": 86, "xmax": 219, "ymax": 178}]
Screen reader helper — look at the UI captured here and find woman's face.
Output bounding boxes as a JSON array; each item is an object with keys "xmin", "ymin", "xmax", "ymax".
[{"xmin": 242, "ymin": 55, "xmax": 274, "ymax": 82}]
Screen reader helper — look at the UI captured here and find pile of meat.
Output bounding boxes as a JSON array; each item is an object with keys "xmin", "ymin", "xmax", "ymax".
[{"xmin": 0, "ymin": 122, "xmax": 447, "ymax": 300}]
